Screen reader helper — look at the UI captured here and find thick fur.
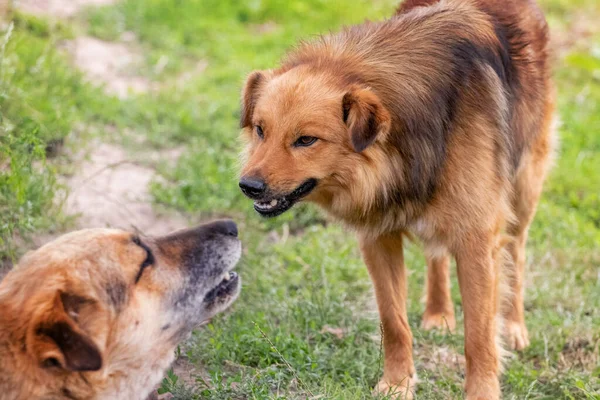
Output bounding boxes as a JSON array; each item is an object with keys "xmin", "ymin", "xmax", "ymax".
[
  {"xmin": 0, "ymin": 221, "xmax": 241, "ymax": 400},
  {"xmin": 239, "ymin": 0, "xmax": 554, "ymax": 398}
]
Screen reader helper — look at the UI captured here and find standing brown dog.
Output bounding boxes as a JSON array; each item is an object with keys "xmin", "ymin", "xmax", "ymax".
[{"xmin": 239, "ymin": 0, "xmax": 554, "ymax": 398}]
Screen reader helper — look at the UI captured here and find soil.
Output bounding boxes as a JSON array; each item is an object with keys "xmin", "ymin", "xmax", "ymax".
[
  {"xmin": 16, "ymin": 0, "xmax": 118, "ymax": 18},
  {"xmin": 64, "ymin": 141, "xmax": 186, "ymax": 235},
  {"xmin": 63, "ymin": 36, "xmax": 150, "ymax": 98}
]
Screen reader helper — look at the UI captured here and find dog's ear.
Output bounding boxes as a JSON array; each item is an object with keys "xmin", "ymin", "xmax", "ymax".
[
  {"xmin": 240, "ymin": 70, "xmax": 268, "ymax": 129},
  {"xmin": 342, "ymin": 86, "xmax": 391, "ymax": 153},
  {"xmin": 27, "ymin": 291, "xmax": 102, "ymax": 372}
]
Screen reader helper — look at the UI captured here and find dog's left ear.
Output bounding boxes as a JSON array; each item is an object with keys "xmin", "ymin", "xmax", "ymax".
[
  {"xmin": 342, "ymin": 86, "xmax": 391, "ymax": 153},
  {"xmin": 27, "ymin": 291, "xmax": 103, "ymax": 372},
  {"xmin": 240, "ymin": 70, "xmax": 269, "ymax": 129}
]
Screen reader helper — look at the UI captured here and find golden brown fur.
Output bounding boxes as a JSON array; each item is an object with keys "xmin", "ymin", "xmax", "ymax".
[
  {"xmin": 239, "ymin": 0, "xmax": 555, "ymax": 398},
  {"xmin": 0, "ymin": 221, "xmax": 241, "ymax": 400}
]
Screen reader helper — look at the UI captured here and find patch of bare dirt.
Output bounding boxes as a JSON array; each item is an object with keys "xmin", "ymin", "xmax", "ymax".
[
  {"xmin": 171, "ymin": 354, "xmax": 211, "ymax": 389},
  {"xmin": 320, "ymin": 325, "xmax": 347, "ymax": 340},
  {"xmin": 417, "ymin": 344, "xmax": 466, "ymax": 376},
  {"xmin": 17, "ymin": 0, "xmax": 149, "ymax": 98},
  {"xmin": 16, "ymin": 0, "xmax": 117, "ymax": 18},
  {"xmin": 559, "ymin": 336, "xmax": 600, "ymax": 371},
  {"xmin": 0, "ymin": 1, "xmax": 10, "ymax": 19},
  {"xmin": 62, "ymin": 37, "xmax": 208, "ymax": 97},
  {"xmin": 64, "ymin": 141, "xmax": 186, "ymax": 235},
  {"xmin": 63, "ymin": 36, "xmax": 150, "ymax": 98},
  {"xmin": 146, "ymin": 349, "xmax": 211, "ymax": 399}
]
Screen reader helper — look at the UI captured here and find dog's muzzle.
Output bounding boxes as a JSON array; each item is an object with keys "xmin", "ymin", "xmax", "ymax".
[{"xmin": 239, "ymin": 178, "xmax": 317, "ymax": 217}]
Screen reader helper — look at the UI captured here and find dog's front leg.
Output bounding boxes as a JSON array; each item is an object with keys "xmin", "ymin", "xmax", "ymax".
[
  {"xmin": 360, "ymin": 232, "xmax": 415, "ymax": 399},
  {"xmin": 454, "ymin": 233, "xmax": 501, "ymax": 400}
]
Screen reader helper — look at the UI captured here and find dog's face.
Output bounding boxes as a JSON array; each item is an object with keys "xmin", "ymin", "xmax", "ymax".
[
  {"xmin": 239, "ymin": 67, "xmax": 391, "ymax": 217},
  {"xmin": 0, "ymin": 221, "xmax": 241, "ymax": 399}
]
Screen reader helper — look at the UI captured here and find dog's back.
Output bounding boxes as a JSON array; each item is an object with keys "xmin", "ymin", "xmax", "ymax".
[{"xmin": 397, "ymin": 0, "xmax": 553, "ymax": 170}]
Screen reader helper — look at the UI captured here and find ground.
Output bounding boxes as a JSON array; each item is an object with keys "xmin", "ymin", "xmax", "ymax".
[{"xmin": 0, "ymin": 0, "xmax": 599, "ymax": 399}]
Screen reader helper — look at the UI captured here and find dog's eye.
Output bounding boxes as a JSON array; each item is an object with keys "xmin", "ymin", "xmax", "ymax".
[
  {"xmin": 132, "ymin": 237, "xmax": 154, "ymax": 283},
  {"xmin": 42, "ymin": 357, "xmax": 61, "ymax": 369},
  {"xmin": 255, "ymin": 125, "xmax": 264, "ymax": 139},
  {"xmin": 294, "ymin": 136, "xmax": 318, "ymax": 147}
]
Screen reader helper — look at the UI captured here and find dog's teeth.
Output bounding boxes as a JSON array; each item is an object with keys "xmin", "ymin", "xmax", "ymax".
[{"xmin": 255, "ymin": 199, "xmax": 278, "ymax": 210}]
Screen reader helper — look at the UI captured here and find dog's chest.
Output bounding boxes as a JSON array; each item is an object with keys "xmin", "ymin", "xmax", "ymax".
[{"xmin": 408, "ymin": 217, "xmax": 450, "ymax": 256}]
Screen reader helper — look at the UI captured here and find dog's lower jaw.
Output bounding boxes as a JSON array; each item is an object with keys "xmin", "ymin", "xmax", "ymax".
[{"xmin": 251, "ymin": 178, "xmax": 318, "ymax": 218}]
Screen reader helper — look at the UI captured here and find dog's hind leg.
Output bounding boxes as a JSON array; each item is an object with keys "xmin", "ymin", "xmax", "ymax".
[
  {"xmin": 502, "ymin": 138, "xmax": 551, "ymax": 350},
  {"xmin": 503, "ymin": 111, "xmax": 556, "ymax": 351},
  {"xmin": 503, "ymin": 226, "xmax": 531, "ymax": 351},
  {"xmin": 360, "ymin": 232, "xmax": 416, "ymax": 399},
  {"xmin": 421, "ymin": 252, "xmax": 456, "ymax": 332}
]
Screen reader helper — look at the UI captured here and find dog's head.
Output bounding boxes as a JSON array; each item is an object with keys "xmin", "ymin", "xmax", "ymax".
[
  {"xmin": 0, "ymin": 221, "xmax": 241, "ymax": 399},
  {"xmin": 238, "ymin": 67, "xmax": 392, "ymax": 217}
]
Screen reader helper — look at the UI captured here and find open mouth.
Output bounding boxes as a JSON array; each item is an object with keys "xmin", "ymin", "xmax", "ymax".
[
  {"xmin": 253, "ymin": 179, "xmax": 317, "ymax": 218},
  {"xmin": 204, "ymin": 271, "xmax": 240, "ymax": 304}
]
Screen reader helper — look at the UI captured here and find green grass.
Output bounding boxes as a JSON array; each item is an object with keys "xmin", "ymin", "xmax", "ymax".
[
  {"xmin": 3, "ymin": 0, "xmax": 600, "ymax": 398},
  {"xmin": 0, "ymin": 17, "xmax": 75, "ymax": 260},
  {"xmin": 0, "ymin": 120, "xmax": 57, "ymax": 260},
  {"xmin": 0, "ymin": 12, "xmax": 127, "ymax": 260}
]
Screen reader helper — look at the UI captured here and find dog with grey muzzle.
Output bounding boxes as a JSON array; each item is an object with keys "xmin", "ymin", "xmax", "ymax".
[{"xmin": 0, "ymin": 220, "xmax": 241, "ymax": 400}]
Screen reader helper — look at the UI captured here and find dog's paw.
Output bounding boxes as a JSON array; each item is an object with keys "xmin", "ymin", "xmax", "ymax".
[
  {"xmin": 505, "ymin": 321, "xmax": 530, "ymax": 350},
  {"xmin": 465, "ymin": 390, "xmax": 500, "ymax": 400},
  {"xmin": 421, "ymin": 311, "xmax": 456, "ymax": 332},
  {"xmin": 373, "ymin": 377, "xmax": 416, "ymax": 399},
  {"xmin": 465, "ymin": 376, "xmax": 500, "ymax": 400}
]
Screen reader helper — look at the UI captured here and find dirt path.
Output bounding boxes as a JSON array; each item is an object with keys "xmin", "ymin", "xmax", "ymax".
[
  {"xmin": 64, "ymin": 141, "xmax": 186, "ymax": 235},
  {"xmin": 16, "ymin": 0, "xmax": 184, "ymax": 236},
  {"xmin": 17, "ymin": 0, "xmax": 118, "ymax": 18},
  {"xmin": 64, "ymin": 35, "xmax": 150, "ymax": 98}
]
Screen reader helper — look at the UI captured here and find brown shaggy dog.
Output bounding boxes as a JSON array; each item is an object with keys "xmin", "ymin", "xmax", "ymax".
[
  {"xmin": 238, "ymin": 0, "xmax": 555, "ymax": 398},
  {"xmin": 0, "ymin": 221, "xmax": 241, "ymax": 400}
]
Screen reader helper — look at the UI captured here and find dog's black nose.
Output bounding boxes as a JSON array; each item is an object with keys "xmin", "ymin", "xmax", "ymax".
[
  {"xmin": 198, "ymin": 219, "xmax": 238, "ymax": 237},
  {"xmin": 221, "ymin": 220, "xmax": 238, "ymax": 237},
  {"xmin": 239, "ymin": 176, "xmax": 266, "ymax": 199}
]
